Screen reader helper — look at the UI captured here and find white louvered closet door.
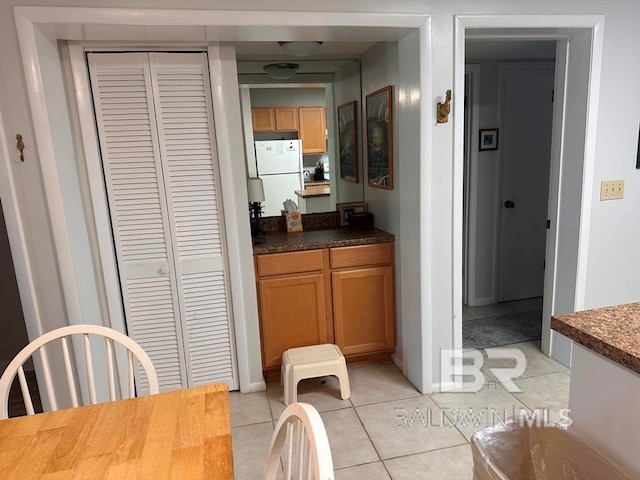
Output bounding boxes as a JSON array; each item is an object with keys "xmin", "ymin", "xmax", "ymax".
[{"xmin": 88, "ymin": 52, "xmax": 238, "ymax": 392}]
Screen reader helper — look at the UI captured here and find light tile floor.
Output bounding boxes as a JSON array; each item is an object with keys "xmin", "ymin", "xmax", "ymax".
[{"xmin": 230, "ymin": 339, "xmax": 569, "ymax": 479}]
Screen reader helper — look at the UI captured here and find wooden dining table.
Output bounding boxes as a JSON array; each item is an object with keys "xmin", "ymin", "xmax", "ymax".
[{"xmin": 0, "ymin": 382, "xmax": 233, "ymax": 479}]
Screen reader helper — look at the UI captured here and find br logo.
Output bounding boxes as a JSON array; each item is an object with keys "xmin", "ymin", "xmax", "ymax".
[{"xmin": 440, "ymin": 348, "xmax": 527, "ymax": 393}]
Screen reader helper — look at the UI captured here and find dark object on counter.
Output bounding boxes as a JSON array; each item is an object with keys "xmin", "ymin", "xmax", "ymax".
[
  {"xmin": 249, "ymin": 202, "xmax": 266, "ymax": 244},
  {"xmin": 348, "ymin": 212, "xmax": 373, "ymax": 228},
  {"xmin": 314, "ymin": 163, "xmax": 325, "ymax": 181}
]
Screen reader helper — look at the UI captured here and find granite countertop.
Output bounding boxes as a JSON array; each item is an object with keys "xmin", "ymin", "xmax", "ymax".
[
  {"xmin": 253, "ymin": 226, "xmax": 394, "ymax": 254},
  {"xmin": 295, "ymin": 187, "xmax": 330, "ymax": 198},
  {"xmin": 551, "ymin": 303, "xmax": 640, "ymax": 374}
]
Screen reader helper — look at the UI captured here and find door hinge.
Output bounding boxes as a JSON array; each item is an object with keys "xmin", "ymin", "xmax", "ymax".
[
  {"xmin": 551, "ymin": 89, "xmax": 554, "ymax": 103},
  {"xmin": 546, "ymin": 219, "xmax": 551, "ymax": 229},
  {"xmin": 543, "ymin": 259, "xmax": 546, "ymax": 270},
  {"xmin": 464, "ymin": 95, "xmax": 468, "ymax": 108}
]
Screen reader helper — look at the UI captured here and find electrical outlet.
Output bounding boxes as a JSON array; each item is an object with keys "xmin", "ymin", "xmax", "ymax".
[{"xmin": 600, "ymin": 180, "xmax": 625, "ymax": 200}]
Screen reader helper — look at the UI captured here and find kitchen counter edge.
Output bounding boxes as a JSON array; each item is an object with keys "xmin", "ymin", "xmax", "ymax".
[
  {"xmin": 551, "ymin": 302, "xmax": 640, "ymax": 375},
  {"xmin": 252, "ymin": 227, "xmax": 394, "ymax": 255}
]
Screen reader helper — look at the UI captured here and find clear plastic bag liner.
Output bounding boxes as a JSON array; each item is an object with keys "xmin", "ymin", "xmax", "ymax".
[{"xmin": 471, "ymin": 419, "xmax": 630, "ymax": 480}]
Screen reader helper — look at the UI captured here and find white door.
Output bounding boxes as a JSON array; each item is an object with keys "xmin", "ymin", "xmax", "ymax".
[
  {"xmin": 498, "ymin": 64, "xmax": 555, "ymax": 302},
  {"xmin": 88, "ymin": 52, "xmax": 238, "ymax": 392}
]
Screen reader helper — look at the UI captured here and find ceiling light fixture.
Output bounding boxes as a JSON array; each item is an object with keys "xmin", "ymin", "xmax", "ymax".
[
  {"xmin": 278, "ymin": 41, "xmax": 323, "ymax": 57},
  {"xmin": 263, "ymin": 63, "xmax": 299, "ymax": 80}
]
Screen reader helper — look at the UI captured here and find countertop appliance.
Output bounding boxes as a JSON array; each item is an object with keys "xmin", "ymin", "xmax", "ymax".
[{"xmin": 255, "ymin": 140, "xmax": 304, "ymax": 216}]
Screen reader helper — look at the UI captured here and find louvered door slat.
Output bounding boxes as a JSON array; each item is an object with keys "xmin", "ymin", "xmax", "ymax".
[
  {"xmin": 150, "ymin": 52, "xmax": 237, "ymax": 388},
  {"xmin": 88, "ymin": 53, "xmax": 187, "ymax": 394}
]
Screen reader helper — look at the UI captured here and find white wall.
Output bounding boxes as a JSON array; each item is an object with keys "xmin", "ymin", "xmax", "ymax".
[
  {"xmin": 1, "ymin": 0, "xmax": 640, "ymax": 395},
  {"xmin": 0, "ymin": 200, "xmax": 28, "ymax": 367},
  {"xmin": 470, "ymin": 60, "xmax": 501, "ymax": 303},
  {"xmin": 361, "ymin": 42, "xmax": 400, "ymax": 235},
  {"xmin": 333, "ymin": 61, "xmax": 365, "ymax": 203},
  {"xmin": 359, "ymin": 36, "xmax": 424, "ymax": 383}
]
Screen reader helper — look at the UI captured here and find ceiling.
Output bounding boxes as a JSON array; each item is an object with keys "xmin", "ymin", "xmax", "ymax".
[
  {"xmin": 236, "ymin": 38, "xmax": 558, "ymax": 77},
  {"xmin": 234, "ymin": 41, "xmax": 375, "ymax": 61}
]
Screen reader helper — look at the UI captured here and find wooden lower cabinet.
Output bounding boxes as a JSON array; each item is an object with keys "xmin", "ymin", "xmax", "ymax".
[
  {"xmin": 332, "ymin": 266, "xmax": 395, "ymax": 356},
  {"xmin": 255, "ymin": 242, "xmax": 395, "ymax": 375},
  {"xmin": 257, "ymin": 273, "xmax": 328, "ymax": 369}
]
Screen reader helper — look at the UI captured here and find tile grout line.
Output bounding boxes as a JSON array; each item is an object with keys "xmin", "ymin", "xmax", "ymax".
[{"xmin": 350, "ymin": 396, "xmax": 394, "ymax": 479}]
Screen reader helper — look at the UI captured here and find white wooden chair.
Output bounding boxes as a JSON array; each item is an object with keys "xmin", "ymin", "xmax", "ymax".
[
  {"xmin": 0, "ymin": 325, "xmax": 158, "ymax": 419},
  {"xmin": 263, "ymin": 402, "xmax": 334, "ymax": 480}
]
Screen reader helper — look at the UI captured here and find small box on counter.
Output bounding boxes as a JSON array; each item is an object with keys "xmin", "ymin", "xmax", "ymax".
[{"xmin": 285, "ymin": 211, "xmax": 303, "ymax": 232}]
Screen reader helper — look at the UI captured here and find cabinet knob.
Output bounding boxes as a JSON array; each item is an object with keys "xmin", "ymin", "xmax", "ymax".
[{"xmin": 159, "ymin": 265, "xmax": 170, "ymax": 275}]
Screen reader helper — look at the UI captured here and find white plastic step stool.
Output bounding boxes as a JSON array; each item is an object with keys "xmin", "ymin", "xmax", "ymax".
[{"xmin": 281, "ymin": 344, "xmax": 351, "ymax": 406}]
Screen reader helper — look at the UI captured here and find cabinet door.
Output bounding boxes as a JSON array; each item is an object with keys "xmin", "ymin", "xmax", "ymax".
[
  {"xmin": 275, "ymin": 107, "xmax": 298, "ymax": 131},
  {"xmin": 299, "ymin": 107, "xmax": 327, "ymax": 153},
  {"xmin": 258, "ymin": 274, "xmax": 328, "ymax": 368},
  {"xmin": 252, "ymin": 107, "xmax": 275, "ymax": 131},
  {"xmin": 332, "ymin": 266, "xmax": 395, "ymax": 356}
]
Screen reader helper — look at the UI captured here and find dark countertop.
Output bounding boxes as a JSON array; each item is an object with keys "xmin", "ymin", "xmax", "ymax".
[
  {"xmin": 252, "ymin": 226, "xmax": 394, "ymax": 255},
  {"xmin": 551, "ymin": 303, "xmax": 640, "ymax": 374}
]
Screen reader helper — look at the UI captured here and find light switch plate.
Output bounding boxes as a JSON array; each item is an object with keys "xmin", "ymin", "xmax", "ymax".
[{"xmin": 600, "ymin": 180, "xmax": 625, "ymax": 200}]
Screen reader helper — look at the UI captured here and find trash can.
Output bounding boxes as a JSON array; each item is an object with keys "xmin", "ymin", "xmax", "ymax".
[{"xmin": 471, "ymin": 419, "xmax": 630, "ymax": 479}]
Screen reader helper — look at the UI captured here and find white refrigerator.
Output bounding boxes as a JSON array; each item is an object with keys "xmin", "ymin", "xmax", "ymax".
[{"xmin": 255, "ymin": 140, "xmax": 304, "ymax": 217}]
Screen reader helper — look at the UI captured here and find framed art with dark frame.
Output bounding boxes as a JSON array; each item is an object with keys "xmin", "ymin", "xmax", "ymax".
[
  {"xmin": 338, "ymin": 100, "xmax": 359, "ymax": 183},
  {"xmin": 366, "ymin": 85, "xmax": 393, "ymax": 189},
  {"xmin": 337, "ymin": 202, "xmax": 368, "ymax": 226},
  {"xmin": 479, "ymin": 128, "xmax": 499, "ymax": 151}
]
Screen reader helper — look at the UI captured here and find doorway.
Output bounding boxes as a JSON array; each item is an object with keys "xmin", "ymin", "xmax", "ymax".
[
  {"xmin": 455, "ymin": 20, "xmax": 604, "ymax": 368},
  {"xmin": 463, "ymin": 48, "xmax": 556, "ymax": 351}
]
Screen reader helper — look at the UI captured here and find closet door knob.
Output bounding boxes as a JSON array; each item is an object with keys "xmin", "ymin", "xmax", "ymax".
[{"xmin": 159, "ymin": 265, "xmax": 170, "ymax": 275}]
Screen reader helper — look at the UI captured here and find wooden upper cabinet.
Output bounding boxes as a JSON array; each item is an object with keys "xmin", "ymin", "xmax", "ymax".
[
  {"xmin": 252, "ymin": 108, "xmax": 275, "ymax": 131},
  {"xmin": 274, "ymin": 107, "xmax": 298, "ymax": 131},
  {"xmin": 298, "ymin": 107, "xmax": 327, "ymax": 154},
  {"xmin": 252, "ymin": 107, "xmax": 298, "ymax": 132}
]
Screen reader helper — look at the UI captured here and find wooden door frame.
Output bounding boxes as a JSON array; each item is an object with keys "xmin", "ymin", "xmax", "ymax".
[{"xmin": 454, "ymin": 15, "xmax": 604, "ymax": 361}]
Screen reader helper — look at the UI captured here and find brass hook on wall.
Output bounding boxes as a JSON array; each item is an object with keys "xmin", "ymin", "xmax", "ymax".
[
  {"xmin": 437, "ymin": 90, "xmax": 452, "ymax": 124},
  {"xmin": 16, "ymin": 134, "xmax": 25, "ymax": 162}
]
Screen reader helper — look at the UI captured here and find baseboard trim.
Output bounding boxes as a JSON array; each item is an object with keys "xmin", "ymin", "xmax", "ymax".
[
  {"xmin": 391, "ymin": 352, "xmax": 402, "ymax": 371},
  {"xmin": 247, "ymin": 380, "xmax": 267, "ymax": 393},
  {"xmin": 467, "ymin": 296, "xmax": 496, "ymax": 307}
]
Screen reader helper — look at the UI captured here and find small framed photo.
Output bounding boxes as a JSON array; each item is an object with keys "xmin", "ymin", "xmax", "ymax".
[
  {"xmin": 479, "ymin": 128, "xmax": 499, "ymax": 151},
  {"xmin": 337, "ymin": 202, "xmax": 368, "ymax": 226}
]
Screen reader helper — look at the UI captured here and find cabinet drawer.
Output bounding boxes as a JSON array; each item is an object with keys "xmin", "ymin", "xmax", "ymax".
[
  {"xmin": 330, "ymin": 242, "xmax": 393, "ymax": 269},
  {"xmin": 256, "ymin": 249, "xmax": 324, "ymax": 277}
]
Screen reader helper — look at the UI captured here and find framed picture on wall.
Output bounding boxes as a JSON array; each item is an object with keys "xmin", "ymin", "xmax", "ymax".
[
  {"xmin": 479, "ymin": 128, "xmax": 499, "ymax": 151},
  {"xmin": 366, "ymin": 85, "xmax": 393, "ymax": 189},
  {"xmin": 338, "ymin": 101, "xmax": 359, "ymax": 183},
  {"xmin": 337, "ymin": 202, "xmax": 368, "ymax": 226}
]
